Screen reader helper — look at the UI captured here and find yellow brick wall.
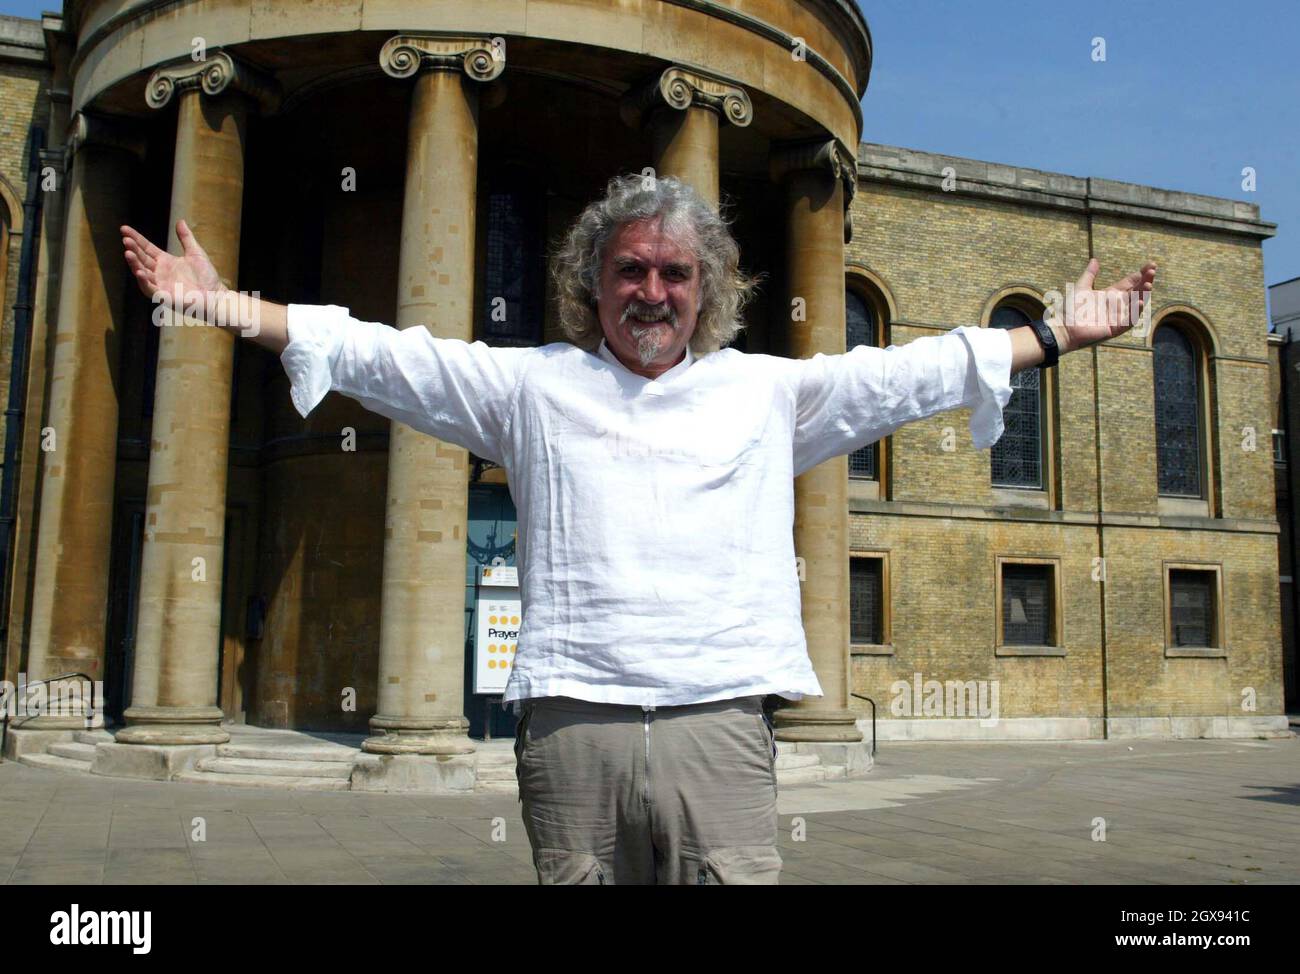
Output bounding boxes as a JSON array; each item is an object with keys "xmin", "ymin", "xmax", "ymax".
[{"xmin": 845, "ymin": 176, "xmax": 1282, "ymax": 727}]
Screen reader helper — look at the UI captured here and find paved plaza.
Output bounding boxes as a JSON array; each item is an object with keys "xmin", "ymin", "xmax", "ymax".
[{"xmin": 1, "ymin": 736, "xmax": 1296, "ymax": 884}]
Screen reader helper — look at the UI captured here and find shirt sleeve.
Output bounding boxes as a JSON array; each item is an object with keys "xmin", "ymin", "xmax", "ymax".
[
  {"xmin": 278, "ymin": 302, "xmax": 534, "ymax": 466},
  {"xmin": 788, "ymin": 324, "xmax": 1014, "ymax": 477}
]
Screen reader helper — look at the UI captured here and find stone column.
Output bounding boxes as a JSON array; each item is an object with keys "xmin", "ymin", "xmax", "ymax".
[
  {"xmin": 19, "ymin": 113, "xmax": 143, "ymax": 732},
  {"xmin": 116, "ymin": 54, "xmax": 277, "ymax": 748},
  {"xmin": 620, "ymin": 66, "xmax": 752, "ymax": 209},
  {"xmin": 770, "ymin": 139, "xmax": 864, "ymax": 753},
  {"xmin": 353, "ymin": 36, "xmax": 504, "ymax": 785}
]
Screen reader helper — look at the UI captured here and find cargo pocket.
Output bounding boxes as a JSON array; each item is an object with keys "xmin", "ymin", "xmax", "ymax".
[
  {"xmin": 535, "ymin": 848, "xmax": 606, "ymax": 885},
  {"xmin": 696, "ymin": 845, "xmax": 783, "ymax": 885}
]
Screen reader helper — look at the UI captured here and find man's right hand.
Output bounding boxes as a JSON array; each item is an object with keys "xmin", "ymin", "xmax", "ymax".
[{"xmin": 120, "ymin": 219, "xmax": 290, "ymax": 353}]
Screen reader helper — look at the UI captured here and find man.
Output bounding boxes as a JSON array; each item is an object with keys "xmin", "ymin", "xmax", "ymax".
[{"xmin": 120, "ymin": 174, "xmax": 1155, "ymax": 885}]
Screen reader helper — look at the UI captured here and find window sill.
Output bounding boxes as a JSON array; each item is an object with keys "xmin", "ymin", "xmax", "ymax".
[
  {"xmin": 848, "ymin": 478, "xmax": 880, "ymax": 501},
  {"xmin": 995, "ymin": 644, "xmax": 1065, "ymax": 657},
  {"xmin": 1164, "ymin": 645, "xmax": 1226, "ymax": 658},
  {"xmin": 850, "ymin": 643, "xmax": 893, "ymax": 656},
  {"xmin": 990, "ymin": 486, "xmax": 1049, "ymax": 509},
  {"xmin": 1157, "ymin": 495, "xmax": 1210, "ymax": 517}
]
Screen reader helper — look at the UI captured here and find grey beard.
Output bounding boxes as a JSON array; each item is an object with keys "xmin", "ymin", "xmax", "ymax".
[{"xmin": 623, "ymin": 301, "xmax": 677, "ymax": 367}]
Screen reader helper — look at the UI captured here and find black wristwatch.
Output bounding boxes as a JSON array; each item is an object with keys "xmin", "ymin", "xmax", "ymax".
[{"xmin": 1026, "ymin": 319, "xmax": 1059, "ymax": 369}]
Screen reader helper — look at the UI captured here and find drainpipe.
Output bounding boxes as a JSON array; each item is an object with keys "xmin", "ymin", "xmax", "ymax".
[
  {"xmin": 0, "ymin": 124, "xmax": 46, "ymax": 684},
  {"xmin": 1282, "ymin": 327, "xmax": 1300, "ymax": 711}
]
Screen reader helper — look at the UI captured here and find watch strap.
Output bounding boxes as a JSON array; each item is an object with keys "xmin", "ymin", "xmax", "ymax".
[{"xmin": 1028, "ymin": 318, "xmax": 1059, "ymax": 368}]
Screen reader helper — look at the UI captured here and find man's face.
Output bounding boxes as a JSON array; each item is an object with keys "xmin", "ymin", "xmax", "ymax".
[{"xmin": 596, "ymin": 216, "xmax": 701, "ymax": 377}]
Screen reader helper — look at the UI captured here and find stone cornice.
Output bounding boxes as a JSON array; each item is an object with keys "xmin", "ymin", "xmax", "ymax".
[
  {"xmin": 619, "ymin": 66, "xmax": 753, "ymax": 130},
  {"xmin": 145, "ymin": 50, "xmax": 281, "ymax": 113},
  {"xmin": 857, "ymin": 142, "xmax": 1277, "ymax": 241},
  {"xmin": 379, "ymin": 34, "xmax": 505, "ymax": 82}
]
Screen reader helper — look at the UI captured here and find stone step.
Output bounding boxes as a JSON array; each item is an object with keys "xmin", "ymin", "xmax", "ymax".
[
  {"xmin": 174, "ymin": 770, "xmax": 350, "ymax": 791},
  {"xmin": 48, "ymin": 742, "xmax": 98, "ymax": 761},
  {"xmin": 475, "ymin": 779, "xmax": 520, "ymax": 795},
  {"xmin": 197, "ymin": 756, "xmax": 352, "ymax": 779},
  {"xmin": 474, "ymin": 748, "xmax": 518, "ymax": 766},
  {"xmin": 476, "ymin": 763, "xmax": 519, "ymax": 782},
  {"xmin": 75, "ymin": 729, "xmax": 116, "ymax": 745},
  {"xmin": 776, "ymin": 765, "xmax": 829, "ymax": 786},
  {"xmin": 215, "ymin": 742, "xmax": 358, "ymax": 763},
  {"xmin": 18, "ymin": 752, "xmax": 92, "ymax": 774},
  {"xmin": 774, "ymin": 752, "xmax": 821, "ymax": 770}
]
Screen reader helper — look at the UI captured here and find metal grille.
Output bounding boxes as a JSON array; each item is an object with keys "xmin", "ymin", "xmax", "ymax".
[
  {"xmin": 1170, "ymin": 569, "xmax": 1216, "ymax": 647},
  {"xmin": 1002, "ymin": 563, "xmax": 1052, "ymax": 645},
  {"xmin": 850, "ymin": 557, "xmax": 883, "ymax": 644},
  {"xmin": 989, "ymin": 306, "xmax": 1042, "ymax": 488},
  {"xmin": 481, "ymin": 189, "xmax": 544, "ymax": 346},
  {"xmin": 846, "ymin": 290, "xmax": 877, "ymax": 478},
  {"xmin": 1154, "ymin": 327, "xmax": 1201, "ymax": 496}
]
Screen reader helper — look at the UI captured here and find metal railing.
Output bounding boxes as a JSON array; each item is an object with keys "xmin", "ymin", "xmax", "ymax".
[
  {"xmin": 850, "ymin": 692, "xmax": 877, "ymax": 756},
  {"xmin": 0, "ymin": 672, "xmax": 98, "ymax": 763}
]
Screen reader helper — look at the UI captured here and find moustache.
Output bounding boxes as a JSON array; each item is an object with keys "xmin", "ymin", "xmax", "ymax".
[{"xmin": 621, "ymin": 301, "xmax": 678, "ymax": 327}]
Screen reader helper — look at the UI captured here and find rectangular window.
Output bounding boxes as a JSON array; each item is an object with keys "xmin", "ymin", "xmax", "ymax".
[
  {"xmin": 849, "ymin": 444, "xmax": 876, "ymax": 479},
  {"xmin": 1168, "ymin": 568, "xmax": 1218, "ymax": 647},
  {"xmin": 1274, "ymin": 428, "xmax": 1286, "ymax": 466},
  {"xmin": 999, "ymin": 561, "xmax": 1057, "ymax": 647},
  {"xmin": 849, "ymin": 553, "xmax": 889, "ymax": 648}
]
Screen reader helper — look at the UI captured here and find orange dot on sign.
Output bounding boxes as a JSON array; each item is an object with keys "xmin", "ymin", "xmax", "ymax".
[
  {"xmin": 511, "ymin": 615, "xmax": 520, "ymax": 624},
  {"xmin": 489, "ymin": 615, "xmax": 498, "ymax": 624},
  {"xmin": 488, "ymin": 660, "xmax": 496, "ymax": 669},
  {"xmin": 510, "ymin": 644, "xmax": 517, "ymax": 652},
  {"xmin": 488, "ymin": 644, "xmax": 496, "ymax": 653}
]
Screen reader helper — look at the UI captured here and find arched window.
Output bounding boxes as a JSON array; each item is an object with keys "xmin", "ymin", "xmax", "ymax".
[
  {"xmin": 1153, "ymin": 324, "xmax": 1202, "ymax": 497},
  {"xmin": 989, "ymin": 304, "xmax": 1043, "ymax": 489},
  {"xmin": 846, "ymin": 287, "xmax": 877, "ymax": 479}
]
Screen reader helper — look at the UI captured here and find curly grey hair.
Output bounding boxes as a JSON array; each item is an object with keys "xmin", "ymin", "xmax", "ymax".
[{"xmin": 549, "ymin": 173, "xmax": 759, "ymax": 356}]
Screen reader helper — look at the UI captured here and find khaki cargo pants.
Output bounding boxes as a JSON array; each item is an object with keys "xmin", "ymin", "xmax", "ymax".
[{"xmin": 514, "ymin": 694, "xmax": 782, "ymax": 884}]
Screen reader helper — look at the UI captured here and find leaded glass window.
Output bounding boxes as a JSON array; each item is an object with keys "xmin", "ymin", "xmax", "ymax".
[
  {"xmin": 481, "ymin": 187, "xmax": 544, "ymax": 347},
  {"xmin": 1170, "ymin": 569, "xmax": 1216, "ymax": 647},
  {"xmin": 850, "ymin": 557, "xmax": 883, "ymax": 644},
  {"xmin": 847, "ymin": 289, "xmax": 877, "ymax": 479},
  {"xmin": 1154, "ymin": 327, "xmax": 1202, "ymax": 497},
  {"xmin": 989, "ymin": 305, "xmax": 1042, "ymax": 488},
  {"xmin": 1002, "ymin": 563, "xmax": 1053, "ymax": 645}
]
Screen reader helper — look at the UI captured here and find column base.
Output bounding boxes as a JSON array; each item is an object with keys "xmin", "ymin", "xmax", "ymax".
[
  {"xmin": 116, "ymin": 705, "xmax": 230, "ymax": 745},
  {"xmin": 350, "ymin": 752, "xmax": 477, "ymax": 793},
  {"xmin": 362, "ymin": 713, "xmax": 476, "ymax": 755},
  {"xmin": 773, "ymin": 706, "xmax": 863, "ymax": 743}
]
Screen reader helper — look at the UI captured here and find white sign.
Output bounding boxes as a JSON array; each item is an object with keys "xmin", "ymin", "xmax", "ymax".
[{"xmin": 473, "ymin": 566, "xmax": 520, "ymax": 694}]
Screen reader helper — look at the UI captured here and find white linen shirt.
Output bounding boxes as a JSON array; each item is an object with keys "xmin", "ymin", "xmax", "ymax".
[{"xmin": 280, "ymin": 304, "xmax": 1014, "ymax": 713}]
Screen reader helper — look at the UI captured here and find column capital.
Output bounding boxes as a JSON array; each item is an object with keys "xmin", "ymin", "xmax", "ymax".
[
  {"xmin": 379, "ymin": 34, "xmax": 506, "ymax": 82},
  {"xmin": 64, "ymin": 110, "xmax": 148, "ymax": 173},
  {"xmin": 770, "ymin": 137, "xmax": 858, "ymax": 243},
  {"xmin": 145, "ymin": 50, "xmax": 281, "ymax": 113},
  {"xmin": 620, "ymin": 66, "xmax": 753, "ymax": 130}
]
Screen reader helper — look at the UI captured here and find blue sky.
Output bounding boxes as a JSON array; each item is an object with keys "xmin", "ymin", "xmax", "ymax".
[{"xmin": 4, "ymin": 0, "xmax": 1296, "ymax": 299}]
